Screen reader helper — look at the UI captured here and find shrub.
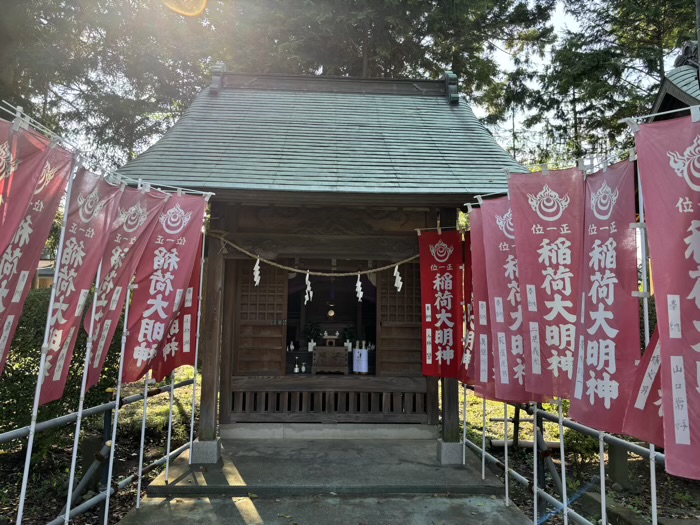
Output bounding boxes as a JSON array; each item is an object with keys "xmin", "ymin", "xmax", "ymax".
[{"xmin": 0, "ymin": 288, "xmax": 121, "ymax": 457}]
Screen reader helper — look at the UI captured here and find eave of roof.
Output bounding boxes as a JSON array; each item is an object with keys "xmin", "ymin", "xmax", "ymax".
[{"xmin": 651, "ymin": 65, "xmax": 700, "ymax": 117}]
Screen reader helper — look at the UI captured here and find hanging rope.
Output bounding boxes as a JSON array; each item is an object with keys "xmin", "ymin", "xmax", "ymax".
[{"xmin": 208, "ymin": 230, "xmax": 419, "ymax": 277}]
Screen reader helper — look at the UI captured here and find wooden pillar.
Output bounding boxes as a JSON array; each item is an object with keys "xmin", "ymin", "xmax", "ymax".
[
  {"xmin": 440, "ymin": 207, "xmax": 460, "ymax": 442},
  {"xmin": 199, "ymin": 235, "xmax": 224, "ymax": 441},
  {"xmin": 442, "ymin": 378, "xmax": 460, "ymax": 442},
  {"xmin": 219, "ymin": 259, "xmax": 235, "ymax": 423}
]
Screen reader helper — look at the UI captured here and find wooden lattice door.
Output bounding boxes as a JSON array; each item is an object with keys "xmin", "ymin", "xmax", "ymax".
[
  {"xmin": 376, "ymin": 262, "xmax": 422, "ymax": 376},
  {"xmin": 233, "ymin": 260, "xmax": 288, "ymax": 376}
]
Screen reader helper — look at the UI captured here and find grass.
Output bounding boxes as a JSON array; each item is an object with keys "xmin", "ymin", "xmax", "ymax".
[
  {"xmin": 456, "ymin": 388, "xmax": 700, "ymax": 524},
  {"xmin": 457, "ymin": 387, "xmax": 563, "ymax": 445},
  {"xmin": 118, "ymin": 366, "xmax": 199, "ymax": 444},
  {"xmin": 0, "ymin": 366, "xmax": 200, "ymax": 525}
]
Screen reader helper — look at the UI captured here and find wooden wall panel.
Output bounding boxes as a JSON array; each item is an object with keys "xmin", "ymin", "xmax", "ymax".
[
  {"xmin": 377, "ymin": 262, "xmax": 422, "ymax": 376},
  {"xmin": 233, "ymin": 260, "xmax": 288, "ymax": 376}
]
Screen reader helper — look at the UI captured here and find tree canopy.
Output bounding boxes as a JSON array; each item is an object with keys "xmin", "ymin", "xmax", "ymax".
[
  {"xmin": 1, "ymin": 0, "xmax": 555, "ymax": 165},
  {"xmin": 516, "ymin": 0, "xmax": 697, "ymax": 165},
  {"xmin": 1, "ymin": 0, "xmax": 696, "ymax": 167}
]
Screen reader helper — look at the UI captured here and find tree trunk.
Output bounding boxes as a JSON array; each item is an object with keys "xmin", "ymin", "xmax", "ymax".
[{"xmin": 362, "ymin": 20, "xmax": 370, "ymax": 77}]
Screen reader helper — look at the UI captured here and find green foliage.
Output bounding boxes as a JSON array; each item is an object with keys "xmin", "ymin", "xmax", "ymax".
[
  {"xmin": 0, "ymin": 288, "xmax": 121, "ymax": 457},
  {"xmin": 520, "ymin": 0, "xmax": 696, "ymax": 164},
  {"xmin": 3, "ymin": 0, "xmax": 556, "ymax": 165},
  {"xmin": 564, "ymin": 427, "xmax": 599, "ymax": 476}
]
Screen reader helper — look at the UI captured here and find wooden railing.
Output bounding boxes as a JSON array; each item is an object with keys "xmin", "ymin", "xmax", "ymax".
[{"xmin": 228, "ymin": 376, "xmax": 437, "ymax": 424}]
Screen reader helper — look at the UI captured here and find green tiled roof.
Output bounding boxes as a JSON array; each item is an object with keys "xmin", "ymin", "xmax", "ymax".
[
  {"xmin": 666, "ymin": 65, "xmax": 700, "ymax": 100},
  {"xmin": 118, "ymin": 73, "xmax": 525, "ymax": 197}
]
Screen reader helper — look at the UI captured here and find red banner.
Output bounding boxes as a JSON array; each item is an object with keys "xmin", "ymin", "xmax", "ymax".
[
  {"xmin": 122, "ymin": 195, "xmax": 207, "ymax": 383},
  {"xmin": 458, "ymin": 232, "xmax": 474, "ymax": 385},
  {"xmin": 83, "ymin": 187, "xmax": 169, "ymax": 391},
  {"xmin": 636, "ymin": 115, "xmax": 700, "ymax": 479},
  {"xmin": 0, "ymin": 124, "xmax": 53, "ymax": 257},
  {"xmin": 0, "ymin": 145, "xmax": 73, "ymax": 375},
  {"xmin": 469, "ymin": 209, "xmax": 497, "ymax": 400},
  {"xmin": 41, "ymin": 170, "xmax": 122, "ymax": 404},
  {"xmin": 419, "ymin": 231, "xmax": 464, "ymax": 379},
  {"xmin": 482, "ymin": 197, "xmax": 536, "ymax": 402},
  {"xmin": 570, "ymin": 160, "xmax": 641, "ymax": 433},
  {"xmin": 509, "ymin": 168, "xmax": 585, "ymax": 398},
  {"xmin": 151, "ymin": 237, "xmax": 203, "ymax": 382},
  {"xmin": 622, "ymin": 330, "xmax": 663, "ymax": 448}
]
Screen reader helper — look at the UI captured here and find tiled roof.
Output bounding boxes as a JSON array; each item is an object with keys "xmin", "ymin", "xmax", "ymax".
[
  {"xmin": 118, "ymin": 73, "xmax": 525, "ymax": 198},
  {"xmin": 666, "ymin": 65, "xmax": 700, "ymax": 100}
]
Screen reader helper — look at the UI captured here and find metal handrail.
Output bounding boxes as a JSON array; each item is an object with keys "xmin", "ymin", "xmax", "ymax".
[{"xmin": 0, "ymin": 379, "xmax": 193, "ymax": 444}]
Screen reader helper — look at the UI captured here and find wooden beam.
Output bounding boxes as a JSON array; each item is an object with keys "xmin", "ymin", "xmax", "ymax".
[
  {"xmin": 210, "ymin": 190, "xmax": 479, "ymax": 208},
  {"xmin": 199, "ymin": 235, "xmax": 224, "ymax": 441},
  {"xmin": 234, "ymin": 206, "xmax": 432, "ymax": 236},
  {"xmin": 230, "ymin": 375, "xmax": 428, "ymax": 393},
  {"xmin": 229, "ymin": 412, "xmax": 428, "ymax": 424},
  {"xmin": 228, "ymin": 233, "xmax": 418, "ymax": 260}
]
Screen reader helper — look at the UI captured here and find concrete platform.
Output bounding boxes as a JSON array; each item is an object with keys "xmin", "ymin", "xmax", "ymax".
[
  {"xmin": 119, "ymin": 495, "xmax": 531, "ymax": 525},
  {"xmin": 148, "ymin": 439, "xmax": 504, "ymax": 497}
]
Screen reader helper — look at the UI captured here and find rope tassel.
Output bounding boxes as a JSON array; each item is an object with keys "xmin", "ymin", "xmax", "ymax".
[
  {"xmin": 355, "ymin": 273, "xmax": 363, "ymax": 302},
  {"xmin": 253, "ymin": 257, "xmax": 261, "ymax": 286},
  {"xmin": 393, "ymin": 264, "xmax": 403, "ymax": 292},
  {"xmin": 304, "ymin": 272, "xmax": 313, "ymax": 304}
]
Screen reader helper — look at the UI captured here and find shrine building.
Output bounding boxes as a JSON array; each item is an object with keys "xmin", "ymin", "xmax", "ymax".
[{"xmin": 118, "ymin": 65, "xmax": 525, "ymax": 458}]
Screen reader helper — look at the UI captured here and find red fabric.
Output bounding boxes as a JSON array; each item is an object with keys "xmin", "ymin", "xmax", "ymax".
[
  {"xmin": 636, "ymin": 115, "xmax": 700, "ymax": 479},
  {"xmin": 0, "ymin": 120, "xmax": 9, "ymax": 214},
  {"xmin": 40, "ymin": 170, "xmax": 122, "ymax": 405},
  {"xmin": 419, "ymin": 231, "xmax": 464, "ymax": 379},
  {"xmin": 151, "ymin": 237, "xmax": 203, "ymax": 382},
  {"xmin": 481, "ymin": 197, "xmax": 537, "ymax": 402},
  {"xmin": 470, "ymin": 209, "xmax": 498, "ymax": 400},
  {"xmin": 0, "ymin": 145, "xmax": 73, "ymax": 375},
  {"xmin": 458, "ymin": 232, "xmax": 475, "ymax": 385},
  {"xmin": 83, "ymin": 187, "xmax": 169, "ymax": 391},
  {"xmin": 622, "ymin": 330, "xmax": 663, "ymax": 448},
  {"xmin": 122, "ymin": 195, "xmax": 206, "ymax": 383},
  {"xmin": 509, "ymin": 168, "xmax": 585, "ymax": 398},
  {"xmin": 0, "ymin": 124, "xmax": 53, "ymax": 258},
  {"xmin": 569, "ymin": 161, "xmax": 641, "ymax": 433}
]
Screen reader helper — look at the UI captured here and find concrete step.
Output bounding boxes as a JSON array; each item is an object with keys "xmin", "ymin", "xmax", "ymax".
[
  {"xmin": 119, "ymin": 495, "xmax": 532, "ymax": 525},
  {"xmin": 147, "ymin": 440, "xmax": 504, "ymax": 498}
]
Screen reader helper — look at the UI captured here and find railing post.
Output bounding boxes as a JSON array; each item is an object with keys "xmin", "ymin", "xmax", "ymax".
[{"xmin": 99, "ymin": 388, "xmax": 113, "ymax": 523}]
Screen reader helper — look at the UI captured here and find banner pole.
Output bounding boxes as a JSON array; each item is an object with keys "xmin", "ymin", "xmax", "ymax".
[
  {"xmin": 64, "ymin": 260, "xmax": 103, "ymax": 524},
  {"xmin": 136, "ymin": 370, "xmax": 151, "ymax": 509},
  {"xmin": 504, "ymin": 402, "xmax": 509, "ymax": 506},
  {"xmin": 533, "ymin": 403, "xmax": 538, "ymax": 524},
  {"xmin": 102, "ymin": 283, "xmax": 135, "ymax": 525},
  {"xmin": 558, "ymin": 398, "xmax": 569, "ymax": 525},
  {"xmin": 462, "ymin": 384, "xmax": 467, "ymax": 465},
  {"xmin": 188, "ymin": 226, "xmax": 206, "ymax": 464},
  {"xmin": 599, "ymin": 431, "xmax": 607, "ymax": 524},
  {"xmin": 636, "ymin": 160, "xmax": 657, "ymax": 525},
  {"xmin": 164, "ymin": 372, "xmax": 175, "ymax": 485},
  {"xmin": 481, "ymin": 397, "xmax": 486, "ymax": 480},
  {"xmin": 16, "ymin": 165, "xmax": 78, "ymax": 525}
]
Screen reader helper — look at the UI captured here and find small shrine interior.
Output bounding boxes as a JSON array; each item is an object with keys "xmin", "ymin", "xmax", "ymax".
[{"xmin": 215, "ymin": 202, "xmax": 438, "ymax": 425}]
